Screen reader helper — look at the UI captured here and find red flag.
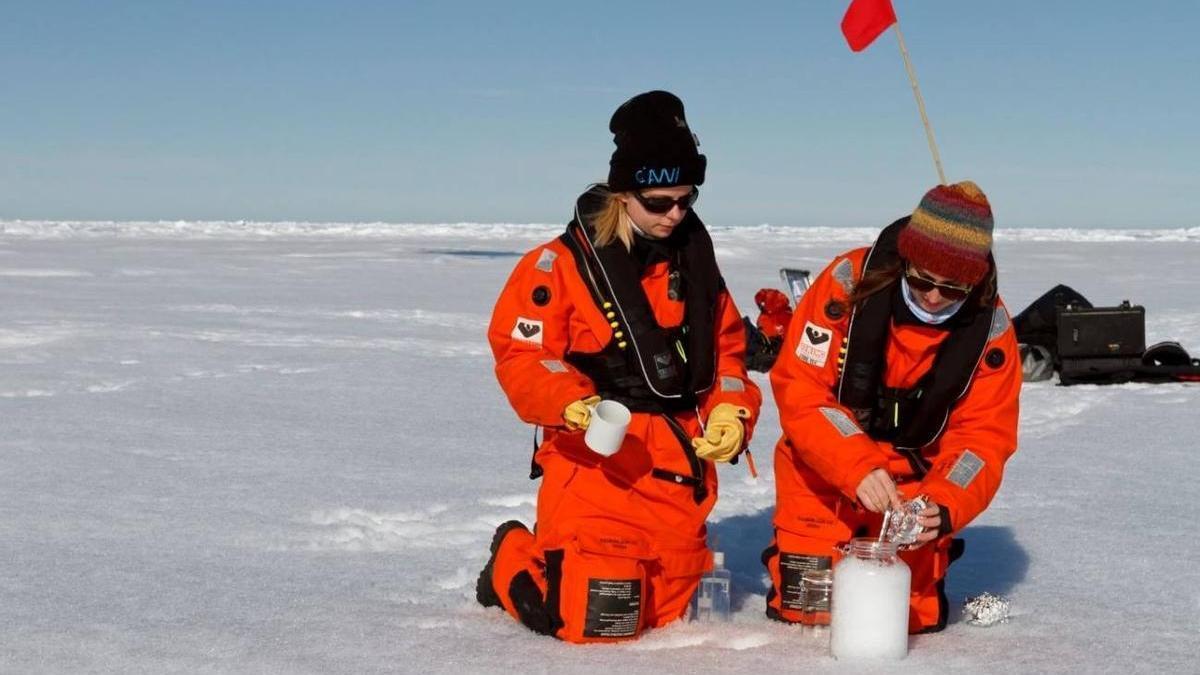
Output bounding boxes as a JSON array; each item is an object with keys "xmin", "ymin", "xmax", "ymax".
[{"xmin": 841, "ymin": 0, "xmax": 897, "ymax": 52}]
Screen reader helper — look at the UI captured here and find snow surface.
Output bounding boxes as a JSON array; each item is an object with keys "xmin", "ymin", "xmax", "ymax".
[{"xmin": 2, "ymin": 221, "xmax": 1198, "ymax": 673}]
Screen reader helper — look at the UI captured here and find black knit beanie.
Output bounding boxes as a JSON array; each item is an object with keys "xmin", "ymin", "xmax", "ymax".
[{"xmin": 607, "ymin": 90, "xmax": 706, "ymax": 192}]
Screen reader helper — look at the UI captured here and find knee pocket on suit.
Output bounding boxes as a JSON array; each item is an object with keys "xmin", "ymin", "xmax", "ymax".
[
  {"xmin": 763, "ymin": 529, "xmax": 837, "ymax": 623},
  {"xmin": 547, "ymin": 531, "xmax": 656, "ymax": 643}
]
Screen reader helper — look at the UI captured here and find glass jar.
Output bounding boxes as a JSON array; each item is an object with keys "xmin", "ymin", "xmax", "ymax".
[
  {"xmin": 829, "ymin": 538, "xmax": 911, "ymax": 660},
  {"xmin": 799, "ymin": 569, "xmax": 833, "ymax": 627}
]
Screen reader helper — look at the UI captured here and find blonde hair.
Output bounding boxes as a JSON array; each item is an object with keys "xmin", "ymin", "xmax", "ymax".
[{"xmin": 588, "ymin": 193, "xmax": 634, "ymax": 250}]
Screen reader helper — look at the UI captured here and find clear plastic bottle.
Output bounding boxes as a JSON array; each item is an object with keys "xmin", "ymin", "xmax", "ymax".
[{"xmin": 692, "ymin": 551, "xmax": 732, "ymax": 622}]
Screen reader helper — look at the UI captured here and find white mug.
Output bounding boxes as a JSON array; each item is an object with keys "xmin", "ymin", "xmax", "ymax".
[{"xmin": 584, "ymin": 400, "xmax": 632, "ymax": 457}]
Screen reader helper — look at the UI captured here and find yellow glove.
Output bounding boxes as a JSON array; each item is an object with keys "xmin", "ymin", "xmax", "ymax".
[
  {"xmin": 562, "ymin": 395, "xmax": 602, "ymax": 431},
  {"xmin": 692, "ymin": 403, "xmax": 751, "ymax": 462}
]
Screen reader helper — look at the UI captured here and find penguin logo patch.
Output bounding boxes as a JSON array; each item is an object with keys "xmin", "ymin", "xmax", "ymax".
[
  {"xmin": 796, "ymin": 321, "xmax": 833, "ymax": 367},
  {"xmin": 512, "ymin": 317, "xmax": 543, "ymax": 345}
]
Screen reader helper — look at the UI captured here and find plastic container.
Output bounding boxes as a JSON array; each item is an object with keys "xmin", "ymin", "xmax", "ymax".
[
  {"xmin": 800, "ymin": 569, "xmax": 833, "ymax": 626},
  {"xmin": 691, "ymin": 551, "xmax": 731, "ymax": 622},
  {"xmin": 830, "ymin": 538, "xmax": 910, "ymax": 660}
]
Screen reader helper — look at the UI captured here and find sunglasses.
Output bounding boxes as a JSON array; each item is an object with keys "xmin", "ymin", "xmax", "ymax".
[
  {"xmin": 631, "ymin": 188, "xmax": 699, "ymax": 214},
  {"xmin": 905, "ymin": 265, "xmax": 973, "ymax": 301}
]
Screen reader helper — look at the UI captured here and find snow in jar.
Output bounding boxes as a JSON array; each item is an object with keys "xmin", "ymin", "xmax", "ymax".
[{"xmin": 829, "ymin": 538, "xmax": 910, "ymax": 660}]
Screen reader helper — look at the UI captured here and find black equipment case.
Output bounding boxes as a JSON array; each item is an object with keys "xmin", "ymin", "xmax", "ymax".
[
  {"xmin": 1056, "ymin": 301, "xmax": 1145, "ymax": 359},
  {"xmin": 1058, "ymin": 356, "xmax": 1147, "ymax": 385},
  {"xmin": 1008, "ymin": 285, "xmax": 1200, "ymax": 385}
]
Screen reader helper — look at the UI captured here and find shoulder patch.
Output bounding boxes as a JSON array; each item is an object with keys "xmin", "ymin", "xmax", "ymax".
[
  {"xmin": 511, "ymin": 317, "xmax": 543, "ymax": 345},
  {"xmin": 720, "ymin": 375, "xmax": 745, "ymax": 393},
  {"xmin": 540, "ymin": 359, "xmax": 567, "ymax": 373},
  {"xmin": 946, "ymin": 450, "xmax": 985, "ymax": 489},
  {"xmin": 988, "ymin": 306, "xmax": 1011, "ymax": 341},
  {"xmin": 832, "ymin": 258, "xmax": 855, "ymax": 295},
  {"xmin": 535, "ymin": 248, "xmax": 557, "ymax": 273},
  {"xmin": 795, "ymin": 321, "xmax": 833, "ymax": 367},
  {"xmin": 820, "ymin": 407, "xmax": 863, "ymax": 438}
]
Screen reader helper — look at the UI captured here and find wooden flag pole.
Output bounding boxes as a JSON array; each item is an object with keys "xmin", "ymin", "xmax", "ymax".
[{"xmin": 893, "ymin": 22, "xmax": 947, "ymax": 184}]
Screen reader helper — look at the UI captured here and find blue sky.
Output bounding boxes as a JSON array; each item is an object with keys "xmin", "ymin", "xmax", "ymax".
[{"xmin": 2, "ymin": 1, "xmax": 1197, "ymax": 228}]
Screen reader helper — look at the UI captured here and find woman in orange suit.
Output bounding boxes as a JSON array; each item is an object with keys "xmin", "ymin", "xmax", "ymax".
[
  {"xmin": 763, "ymin": 181, "xmax": 1021, "ymax": 633},
  {"xmin": 476, "ymin": 91, "xmax": 761, "ymax": 643}
]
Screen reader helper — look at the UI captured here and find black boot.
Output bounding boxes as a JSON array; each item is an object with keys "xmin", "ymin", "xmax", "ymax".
[{"xmin": 475, "ymin": 520, "xmax": 530, "ymax": 609}]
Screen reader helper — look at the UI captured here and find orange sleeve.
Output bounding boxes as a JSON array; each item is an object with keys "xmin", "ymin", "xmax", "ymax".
[
  {"xmin": 698, "ymin": 289, "xmax": 763, "ymax": 441},
  {"xmin": 770, "ymin": 253, "xmax": 891, "ymax": 499},
  {"xmin": 919, "ymin": 304, "xmax": 1022, "ymax": 532},
  {"xmin": 488, "ymin": 244, "xmax": 595, "ymax": 427}
]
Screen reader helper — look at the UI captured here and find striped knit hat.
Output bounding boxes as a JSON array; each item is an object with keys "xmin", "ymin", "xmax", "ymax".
[{"xmin": 898, "ymin": 181, "xmax": 993, "ymax": 285}]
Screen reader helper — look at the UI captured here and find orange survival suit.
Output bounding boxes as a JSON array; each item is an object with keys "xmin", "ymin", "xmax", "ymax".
[
  {"xmin": 482, "ymin": 186, "xmax": 761, "ymax": 643},
  {"xmin": 763, "ymin": 219, "xmax": 1021, "ymax": 633}
]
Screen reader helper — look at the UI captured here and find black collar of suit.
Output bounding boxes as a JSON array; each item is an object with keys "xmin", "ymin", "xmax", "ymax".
[{"xmin": 559, "ymin": 185, "xmax": 721, "ymax": 406}]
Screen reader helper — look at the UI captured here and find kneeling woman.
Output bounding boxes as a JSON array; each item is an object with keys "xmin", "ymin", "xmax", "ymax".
[
  {"xmin": 763, "ymin": 182, "xmax": 1021, "ymax": 633},
  {"xmin": 477, "ymin": 91, "xmax": 761, "ymax": 643}
]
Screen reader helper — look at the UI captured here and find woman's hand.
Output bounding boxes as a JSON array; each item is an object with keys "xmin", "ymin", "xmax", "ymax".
[
  {"xmin": 691, "ymin": 403, "xmax": 751, "ymax": 462},
  {"xmin": 905, "ymin": 503, "xmax": 945, "ymax": 548},
  {"xmin": 562, "ymin": 395, "xmax": 602, "ymax": 431},
  {"xmin": 855, "ymin": 469, "xmax": 902, "ymax": 513}
]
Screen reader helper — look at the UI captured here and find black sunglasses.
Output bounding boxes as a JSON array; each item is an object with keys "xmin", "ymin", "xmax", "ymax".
[
  {"xmin": 905, "ymin": 265, "xmax": 973, "ymax": 302},
  {"xmin": 631, "ymin": 188, "xmax": 699, "ymax": 214}
]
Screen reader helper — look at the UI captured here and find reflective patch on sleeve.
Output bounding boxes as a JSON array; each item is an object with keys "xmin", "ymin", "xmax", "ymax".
[
  {"xmin": 511, "ymin": 317, "xmax": 543, "ymax": 345},
  {"xmin": 820, "ymin": 407, "xmax": 862, "ymax": 438},
  {"xmin": 832, "ymin": 258, "xmax": 855, "ymax": 294},
  {"xmin": 988, "ymin": 307, "xmax": 1011, "ymax": 341},
  {"xmin": 946, "ymin": 450, "xmax": 985, "ymax": 489},
  {"xmin": 540, "ymin": 359, "xmax": 567, "ymax": 373},
  {"xmin": 795, "ymin": 321, "xmax": 833, "ymax": 367},
  {"xmin": 720, "ymin": 375, "xmax": 745, "ymax": 392},
  {"xmin": 535, "ymin": 248, "xmax": 557, "ymax": 273}
]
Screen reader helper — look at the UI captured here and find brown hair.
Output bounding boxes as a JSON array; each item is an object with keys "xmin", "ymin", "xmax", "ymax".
[
  {"xmin": 836, "ymin": 259, "xmax": 998, "ymax": 315},
  {"xmin": 587, "ymin": 193, "xmax": 634, "ymax": 250}
]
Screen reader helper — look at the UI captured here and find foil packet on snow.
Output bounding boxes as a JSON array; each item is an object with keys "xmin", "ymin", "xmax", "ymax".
[{"xmin": 963, "ymin": 592, "xmax": 1011, "ymax": 627}]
